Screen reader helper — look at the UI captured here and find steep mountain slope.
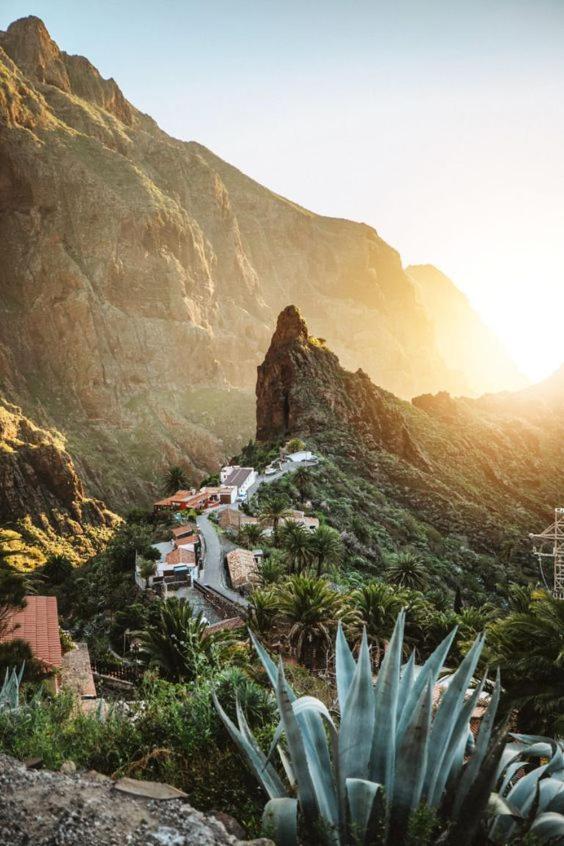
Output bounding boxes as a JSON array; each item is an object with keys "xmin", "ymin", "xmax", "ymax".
[
  {"xmin": 256, "ymin": 306, "xmax": 563, "ymax": 594},
  {"xmin": 407, "ymin": 264, "xmax": 526, "ymax": 395},
  {"xmin": 0, "ymin": 397, "xmax": 116, "ymax": 566},
  {"xmin": 0, "ymin": 16, "xmax": 523, "ymax": 506}
]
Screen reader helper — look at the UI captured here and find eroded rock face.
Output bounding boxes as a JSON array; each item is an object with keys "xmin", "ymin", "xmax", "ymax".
[
  {"xmin": 0, "ymin": 754, "xmax": 271, "ymax": 846},
  {"xmin": 0, "ymin": 16, "xmax": 524, "ymax": 506},
  {"xmin": 256, "ymin": 306, "xmax": 564, "ymax": 556},
  {"xmin": 0, "ymin": 396, "xmax": 116, "ymax": 537}
]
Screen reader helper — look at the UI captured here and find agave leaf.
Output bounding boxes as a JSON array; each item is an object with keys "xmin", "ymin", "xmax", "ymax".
[
  {"xmin": 529, "ymin": 811, "xmax": 564, "ymax": 843},
  {"xmin": 498, "ymin": 761, "xmax": 528, "ymax": 798},
  {"xmin": 491, "ymin": 762, "xmax": 550, "ymax": 841},
  {"xmin": 346, "ymin": 778, "xmax": 382, "ymax": 846},
  {"xmin": 397, "ymin": 651, "xmax": 416, "ymax": 727},
  {"xmin": 263, "ymin": 797, "xmax": 298, "ymax": 846},
  {"xmin": 336, "ymin": 622, "xmax": 356, "ymax": 715},
  {"xmin": 212, "ymin": 693, "xmax": 287, "ymax": 799},
  {"xmin": 266, "ymin": 696, "xmax": 337, "ymax": 766},
  {"xmin": 495, "ymin": 741, "xmax": 524, "ymax": 784},
  {"xmin": 267, "ymin": 694, "xmax": 341, "ymax": 841},
  {"xmin": 250, "ymin": 630, "xmax": 296, "ymax": 701},
  {"xmin": 278, "ymin": 746, "xmax": 296, "ymax": 790},
  {"xmin": 275, "ymin": 661, "xmax": 319, "ymax": 820},
  {"xmin": 538, "ymin": 779, "xmax": 564, "ymax": 814},
  {"xmin": 391, "ymin": 679, "xmax": 433, "ymax": 838},
  {"xmin": 452, "ymin": 670, "xmax": 501, "ymax": 816},
  {"xmin": 486, "ymin": 792, "xmax": 523, "ymax": 819},
  {"xmin": 423, "ymin": 634, "xmax": 485, "ymax": 806},
  {"xmin": 547, "ymin": 790, "xmax": 564, "ymax": 815},
  {"xmin": 510, "ymin": 733, "xmax": 555, "ymax": 745},
  {"xmin": 396, "ymin": 626, "xmax": 458, "ymax": 742},
  {"xmin": 340, "ymin": 631, "xmax": 376, "ymax": 784},
  {"xmin": 443, "ymin": 719, "xmax": 508, "ymax": 846},
  {"xmin": 431, "ymin": 673, "xmax": 488, "ymax": 808},
  {"xmin": 370, "ymin": 610, "xmax": 404, "ymax": 793}
]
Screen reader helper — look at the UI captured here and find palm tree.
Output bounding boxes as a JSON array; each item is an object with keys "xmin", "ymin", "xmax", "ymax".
[
  {"xmin": 278, "ymin": 521, "xmax": 312, "ymax": 574},
  {"xmin": 258, "ymin": 551, "xmax": 287, "ymax": 585},
  {"xmin": 385, "ymin": 550, "xmax": 428, "ymax": 591},
  {"xmin": 135, "ymin": 597, "xmax": 233, "ymax": 682},
  {"xmin": 247, "ymin": 588, "xmax": 280, "ymax": 638},
  {"xmin": 309, "ymin": 524, "xmax": 343, "ymax": 577},
  {"xmin": 276, "ymin": 574, "xmax": 343, "ymax": 667},
  {"xmin": 349, "ymin": 581, "xmax": 405, "ymax": 665},
  {"xmin": 162, "ymin": 465, "xmax": 189, "ymax": 495},
  {"xmin": 238, "ymin": 523, "xmax": 265, "ymax": 549},
  {"xmin": 259, "ymin": 497, "xmax": 292, "ymax": 543},
  {"xmin": 137, "ymin": 557, "xmax": 157, "ymax": 588},
  {"xmin": 292, "ymin": 467, "xmax": 311, "ymax": 503},
  {"xmin": 485, "ymin": 590, "xmax": 564, "ymax": 734}
]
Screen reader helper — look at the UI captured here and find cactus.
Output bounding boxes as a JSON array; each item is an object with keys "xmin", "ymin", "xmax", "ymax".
[{"xmin": 214, "ymin": 611, "xmax": 564, "ymax": 845}]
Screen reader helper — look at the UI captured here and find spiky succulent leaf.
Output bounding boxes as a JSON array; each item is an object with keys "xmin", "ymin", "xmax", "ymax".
[
  {"xmin": 340, "ymin": 631, "xmax": 375, "ymax": 783},
  {"xmin": 346, "ymin": 778, "xmax": 383, "ymax": 846},
  {"xmin": 423, "ymin": 634, "xmax": 484, "ymax": 806},
  {"xmin": 275, "ymin": 661, "xmax": 319, "ymax": 819},
  {"xmin": 390, "ymin": 679, "xmax": 433, "ymax": 840},
  {"xmin": 452, "ymin": 669, "xmax": 501, "ymax": 816},
  {"xmin": 431, "ymin": 673, "xmax": 487, "ymax": 807},
  {"xmin": 396, "ymin": 627, "xmax": 457, "ymax": 742},
  {"xmin": 335, "ymin": 622, "xmax": 356, "ymax": 714},
  {"xmin": 263, "ymin": 797, "xmax": 299, "ymax": 846},
  {"xmin": 528, "ymin": 812, "xmax": 564, "ymax": 843},
  {"xmin": 212, "ymin": 693, "xmax": 287, "ymax": 799},
  {"xmin": 370, "ymin": 610, "xmax": 404, "ymax": 793}
]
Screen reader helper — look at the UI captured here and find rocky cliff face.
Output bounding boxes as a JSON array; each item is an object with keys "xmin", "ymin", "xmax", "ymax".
[
  {"xmin": 256, "ymin": 306, "xmax": 563, "ymax": 558},
  {"xmin": 0, "ymin": 396, "xmax": 116, "ymax": 562},
  {"xmin": 0, "ymin": 16, "xmax": 524, "ymax": 506}
]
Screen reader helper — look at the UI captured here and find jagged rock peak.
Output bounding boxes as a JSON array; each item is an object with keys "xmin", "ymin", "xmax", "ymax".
[
  {"xmin": 1, "ymin": 16, "xmax": 70, "ymax": 91},
  {"xmin": 270, "ymin": 305, "xmax": 309, "ymax": 346},
  {"xmin": 0, "ymin": 17, "xmax": 133, "ymax": 124}
]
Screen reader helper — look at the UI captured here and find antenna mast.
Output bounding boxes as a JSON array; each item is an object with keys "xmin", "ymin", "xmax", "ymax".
[{"xmin": 529, "ymin": 507, "xmax": 564, "ymax": 599}]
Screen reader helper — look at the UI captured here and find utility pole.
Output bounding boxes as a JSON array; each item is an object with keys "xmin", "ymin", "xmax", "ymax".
[{"xmin": 529, "ymin": 507, "xmax": 564, "ymax": 599}]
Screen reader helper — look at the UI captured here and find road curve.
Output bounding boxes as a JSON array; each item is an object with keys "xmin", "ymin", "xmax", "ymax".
[{"xmin": 197, "ymin": 458, "xmax": 319, "ymax": 607}]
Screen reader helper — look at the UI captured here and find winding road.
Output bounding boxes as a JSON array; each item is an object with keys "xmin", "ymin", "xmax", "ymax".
[{"xmin": 196, "ymin": 458, "xmax": 319, "ymax": 608}]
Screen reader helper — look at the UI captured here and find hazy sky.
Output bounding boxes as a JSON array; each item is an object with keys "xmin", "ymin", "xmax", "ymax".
[{"xmin": 2, "ymin": 0, "xmax": 563, "ymax": 380}]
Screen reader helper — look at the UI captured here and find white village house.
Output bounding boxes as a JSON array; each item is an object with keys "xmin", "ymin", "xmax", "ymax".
[
  {"xmin": 286, "ymin": 450, "xmax": 316, "ymax": 463},
  {"xmin": 135, "ymin": 524, "xmax": 201, "ymax": 595},
  {"xmin": 219, "ymin": 465, "xmax": 257, "ymax": 500}
]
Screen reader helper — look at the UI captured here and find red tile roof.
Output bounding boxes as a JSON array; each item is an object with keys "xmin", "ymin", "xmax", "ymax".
[
  {"xmin": 165, "ymin": 548, "xmax": 196, "ymax": 566},
  {"xmin": 0, "ymin": 596, "xmax": 62, "ymax": 669},
  {"xmin": 172, "ymin": 524, "xmax": 196, "ymax": 538},
  {"xmin": 175, "ymin": 534, "xmax": 198, "ymax": 547}
]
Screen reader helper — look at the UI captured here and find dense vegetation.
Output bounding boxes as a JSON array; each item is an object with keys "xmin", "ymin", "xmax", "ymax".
[{"xmin": 0, "ymin": 442, "xmax": 562, "ymax": 843}]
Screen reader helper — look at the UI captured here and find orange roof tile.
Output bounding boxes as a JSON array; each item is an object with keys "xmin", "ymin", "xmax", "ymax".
[
  {"xmin": 0, "ymin": 595, "xmax": 62, "ymax": 669},
  {"xmin": 165, "ymin": 548, "xmax": 196, "ymax": 566},
  {"xmin": 172, "ymin": 524, "xmax": 196, "ymax": 538}
]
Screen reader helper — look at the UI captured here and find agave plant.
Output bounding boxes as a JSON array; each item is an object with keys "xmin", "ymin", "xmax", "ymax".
[
  {"xmin": 214, "ymin": 612, "xmax": 564, "ymax": 845},
  {"xmin": 488, "ymin": 734, "xmax": 564, "ymax": 843},
  {"xmin": 0, "ymin": 664, "xmax": 24, "ymax": 712}
]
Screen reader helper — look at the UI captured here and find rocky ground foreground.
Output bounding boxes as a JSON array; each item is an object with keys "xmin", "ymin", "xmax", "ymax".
[{"xmin": 0, "ymin": 755, "xmax": 271, "ymax": 845}]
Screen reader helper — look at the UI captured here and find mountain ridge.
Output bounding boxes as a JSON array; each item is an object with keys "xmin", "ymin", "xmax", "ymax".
[
  {"xmin": 0, "ymin": 16, "xmax": 525, "ymax": 507},
  {"xmin": 256, "ymin": 306, "xmax": 563, "ymax": 581}
]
